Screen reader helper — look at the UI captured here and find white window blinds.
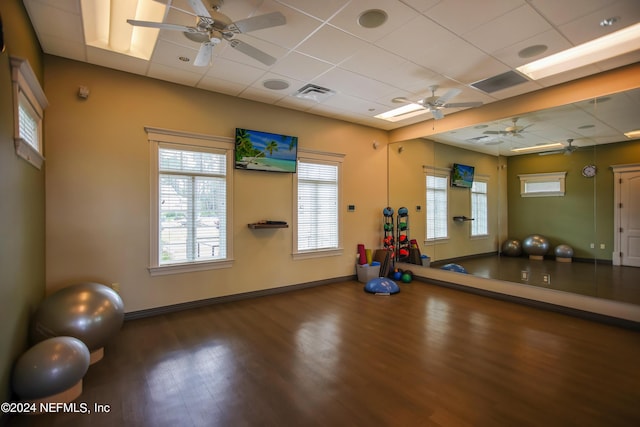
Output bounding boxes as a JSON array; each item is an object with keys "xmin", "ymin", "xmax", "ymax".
[
  {"xmin": 426, "ymin": 174, "xmax": 448, "ymax": 240},
  {"xmin": 471, "ymin": 180, "xmax": 488, "ymax": 236},
  {"xmin": 297, "ymin": 161, "xmax": 339, "ymax": 251},
  {"xmin": 158, "ymin": 147, "xmax": 227, "ymax": 265}
]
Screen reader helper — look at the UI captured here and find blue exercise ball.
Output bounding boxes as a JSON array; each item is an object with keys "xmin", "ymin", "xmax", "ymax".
[
  {"xmin": 12, "ymin": 336, "xmax": 90, "ymax": 400},
  {"xmin": 383, "ymin": 206, "xmax": 394, "ymax": 216},
  {"xmin": 398, "ymin": 207, "xmax": 409, "ymax": 216},
  {"xmin": 441, "ymin": 263, "xmax": 468, "ymax": 274},
  {"xmin": 364, "ymin": 277, "xmax": 400, "ymax": 294},
  {"xmin": 30, "ymin": 282, "xmax": 124, "ymax": 352}
]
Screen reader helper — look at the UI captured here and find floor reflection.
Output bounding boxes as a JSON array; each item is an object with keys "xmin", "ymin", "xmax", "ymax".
[{"xmin": 432, "ymin": 255, "xmax": 640, "ymax": 305}]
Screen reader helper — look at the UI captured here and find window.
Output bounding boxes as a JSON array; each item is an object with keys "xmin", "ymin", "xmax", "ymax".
[
  {"xmin": 471, "ymin": 180, "xmax": 488, "ymax": 236},
  {"xmin": 11, "ymin": 57, "xmax": 48, "ymax": 169},
  {"xmin": 147, "ymin": 128, "xmax": 233, "ymax": 275},
  {"xmin": 425, "ymin": 168, "xmax": 449, "ymax": 241},
  {"xmin": 519, "ymin": 172, "xmax": 567, "ymax": 197},
  {"xmin": 294, "ymin": 151, "xmax": 344, "ymax": 258}
]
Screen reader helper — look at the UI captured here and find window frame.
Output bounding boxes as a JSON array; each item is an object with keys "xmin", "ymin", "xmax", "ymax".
[
  {"xmin": 470, "ymin": 177, "xmax": 489, "ymax": 238},
  {"xmin": 10, "ymin": 56, "xmax": 48, "ymax": 169},
  {"xmin": 518, "ymin": 171, "xmax": 567, "ymax": 197},
  {"xmin": 293, "ymin": 149, "xmax": 344, "ymax": 260},
  {"xmin": 146, "ymin": 127, "xmax": 234, "ymax": 276},
  {"xmin": 424, "ymin": 166, "xmax": 450, "ymax": 243}
]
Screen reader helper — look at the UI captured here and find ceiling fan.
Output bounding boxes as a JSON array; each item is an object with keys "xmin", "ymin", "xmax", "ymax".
[
  {"xmin": 127, "ymin": 0, "xmax": 286, "ymax": 66},
  {"xmin": 393, "ymin": 85, "xmax": 483, "ymax": 120},
  {"xmin": 483, "ymin": 117, "xmax": 533, "ymax": 138},
  {"xmin": 538, "ymin": 139, "xmax": 579, "ymax": 156}
]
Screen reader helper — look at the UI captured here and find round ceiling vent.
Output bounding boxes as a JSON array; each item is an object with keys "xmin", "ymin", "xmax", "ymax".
[
  {"xmin": 358, "ymin": 9, "xmax": 388, "ymax": 29},
  {"xmin": 263, "ymin": 79, "xmax": 290, "ymax": 90},
  {"xmin": 518, "ymin": 44, "xmax": 548, "ymax": 59}
]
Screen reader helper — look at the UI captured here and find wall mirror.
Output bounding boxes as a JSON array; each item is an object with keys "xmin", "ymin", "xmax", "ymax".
[{"xmin": 388, "ymin": 83, "xmax": 640, "ymax": 311}]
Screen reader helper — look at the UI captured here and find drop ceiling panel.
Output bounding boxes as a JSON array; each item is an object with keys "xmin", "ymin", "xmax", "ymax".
[
  {"xmin": 295, "ymin": 25, "xmax": 369, "ymax": 64},
  {"xmin": 328, "ymin": 0, "xmax": 417, "ymax": 42},
  {"xmin": 275, "ymin": 0, "xmax": 350, "ymax": 21},
  {"xmin": 425, "ymin": 0, "xmax": 525, "ymax": 35}
]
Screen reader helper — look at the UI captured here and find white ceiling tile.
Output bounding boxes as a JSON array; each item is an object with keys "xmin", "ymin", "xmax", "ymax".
[
  {"xmin": 463, "ymin": 4, "xmax": 553, "ymax": 53},
  {"xmin": 425, "ymin": 0, "xmax": 525, "ymax": 34},
  {"xmin": 205, "ymin": 57, "xmax": 266, "ymax": 85},
  {"xmin": 328, "ymin": 0, "xmax": 417, "ymax": 42},
  {"xmin": 312, "ymin": 68, "xmax": 398, "ymax": 100},
  {"xmin": 196, "ymin": 76, "xmax": 246, "ymax": 96},
  {"xmin": 295, "ymin": 25, "xmax": 369, "ymax": 64},
  {"xmin": 147, "ymin": 62, "xmax": 207, "ymax": 86},
  {"xmin": 39, "ymin": 37, "xmax": 87, "ymax": 63},
  {"xmin": 252, "ymin": 0, "xmax": 324, "ymax": 49},
  {"xmin": 557, "ymin": 0, "xmax": 640, "ymax": 45},
  {"xmin": 528, "ymin": 0, "xmax": 620, "ymax": 26},
  {"xmin": 274, "ymin": 0, "xmax": 350, "ymax": 21},
  {"xmin": 399, "ymin": 0, "xmax": 442, "ymax": 13},
  {"xmin": 24, "ymin": 2, "xmax": 84, "ymax": 45},
  {"xmin": 270, "ymin": 51, "xmax": 334, "ymax": 82},
  {"xmin": 490, "ymin": 29, "xmax": 572, "ymax": 68}
]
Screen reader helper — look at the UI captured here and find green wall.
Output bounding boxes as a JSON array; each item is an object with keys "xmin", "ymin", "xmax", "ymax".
[
  {"xmin": 507, "ymin": 139, "xmax": 640, "ymax": 260},
  {"xmin": 0, "ymin": 0, "xmax": 45, "ymax": 405}
]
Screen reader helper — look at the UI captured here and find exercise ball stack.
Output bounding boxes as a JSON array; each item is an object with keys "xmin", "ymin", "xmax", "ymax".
[
  {"xmin": 522, "ymin": 234, "xmax": 550, "ymax": 260},
  {"xmin": 30, "ymin": 282, "xmax": 124, "ymax": 364},
  {"xmin": 12, "ymin": 337, "xmax": 90, "ymax": 405}
]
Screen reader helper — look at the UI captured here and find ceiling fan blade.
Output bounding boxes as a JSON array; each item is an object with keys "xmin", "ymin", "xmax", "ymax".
[
  {"xmin": 443, "ymin": 101, "xmax": 483, "ymax": 108},
  {"xmin": 127, "ymin": 19, "xmax": 197, "ymax": 33},
  {"xmin": 228, "ymin": 39, "xmax": 277, "ymax": 66},
  {"xmin": 515, "ymin": 124, "xmax": 534, "ymax": 133},
  {"xmin": 193, "ymin": 42, "xmax": 213, "ymax": 66},
  {"xmin": 435, "ymin": 88, "xmax": 461, "ymax": 105},
  {"xmin": 483, "ymin": 130, "xmax": 503, "ymax": 135},
  {"xmin": 188, "ymin": 0, "xmax": 211, "ymax": 18},
  {"xmin": 231, "ymin": 12, "xmax": 286, "ymax": 33}
]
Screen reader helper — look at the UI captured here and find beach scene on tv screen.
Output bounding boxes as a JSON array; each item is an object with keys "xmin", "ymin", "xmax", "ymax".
[
  {"xmin": 235, "ymin": 129, "xmax": 298, "ymax": 172},
  {"xmin": 452, "ymin": 164, "xmax": 474, "ymax": 187}
]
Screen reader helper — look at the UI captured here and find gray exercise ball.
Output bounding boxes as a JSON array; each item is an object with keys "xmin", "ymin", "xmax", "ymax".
[
  {"xmin": 30, "ymin": 282, "xmax": 124, "ymax": 351},
  {"xmin": 522, "ymin": 234, "xmax": 550, "ymax": 256},
  {"xmin": 12, "ymin": 336, "xmax": 90, "ymax": 399},
  {"xmin": 501, "ymin": 239, "xmax": 522, "ymax": 257},
  {"xmin": 555, "ymin": 244, "xmax": 574, "ymax": 258}
]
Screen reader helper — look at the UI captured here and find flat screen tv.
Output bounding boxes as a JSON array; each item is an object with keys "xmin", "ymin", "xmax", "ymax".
[
  {"xmin": 235, "ymin": 128, "xmax": 298, "ymax": 173},
  {"xmin": 451, "ymin": 163, "xmax": 475, "ymax": 188}
]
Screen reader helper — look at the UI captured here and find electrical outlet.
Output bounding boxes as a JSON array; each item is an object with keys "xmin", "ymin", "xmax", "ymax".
[
  {"xmin": 521, "ymin": 271, "xmax": 529, "ymax": 281},
  {"xmin": 543, "ymin": 274, "xmax": 551, "ymax": 285},
  {"xmin": 600, "ymin": 243, "xmax": 605, "ymax": 249},
  {"xmin": 590, "ymin": 243, "xmax": 595, "ymax": 249}
]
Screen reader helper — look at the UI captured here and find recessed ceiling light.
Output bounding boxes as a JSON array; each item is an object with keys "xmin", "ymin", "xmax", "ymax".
[
  {"xmin": 518, "ymin": 44, "xmax": 548, "ymax": 59},
  {"xmin": 263, "ymin": 79, "xmax": 290, "ymax": 90},
  {"xmin": 358, "ymin": 9, "xmax": 388, "ymax": 28}
]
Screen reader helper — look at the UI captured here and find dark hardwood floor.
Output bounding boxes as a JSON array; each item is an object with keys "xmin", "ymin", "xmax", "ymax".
[{"xmin": 7, "ymin": 280, "xmax": 640, "ymax": 427}]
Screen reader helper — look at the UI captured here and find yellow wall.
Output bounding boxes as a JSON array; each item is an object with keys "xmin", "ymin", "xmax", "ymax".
[
  {"xmin": 0, "ymin": 0, "xmax": 46, "ymax": 406},
  {"xmin": 388, "ymin": 139, "xmax": 502, "ymax": 261},
  {"xmin": 44, "ymin": 56, "xmax": 389, "ymax": 313}
]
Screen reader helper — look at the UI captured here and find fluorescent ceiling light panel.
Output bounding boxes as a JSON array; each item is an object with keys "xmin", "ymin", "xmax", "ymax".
[
  {"xmin": 82, "ymin": 0, "xmax": 166, "ymax": 59},
  {"xmin": 510, "ymin": 142, "xmax": 564, "ymax": 153},
  {"xmin": 517, "ymin": 22, "xmax": 640, "ymax": 80},
  {"xmin": 624, "ymin": 129, "xmax": 640, "ymax": 139},
  {"xmin": 375, "ymin": 103, "xmax": 426, "ymax": 122}
]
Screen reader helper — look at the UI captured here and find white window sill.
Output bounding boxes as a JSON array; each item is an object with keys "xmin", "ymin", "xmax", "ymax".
[
  {"xmin": 293, "ymin": 248, "xmax": 343, "ymax": 260},
  {"xmin": 15, "ymin": 138, "xmax": 44, "ymax": 169},
  {"xmin": 148, "ymin": 259, "xmax": 233, "ymax": 276}
]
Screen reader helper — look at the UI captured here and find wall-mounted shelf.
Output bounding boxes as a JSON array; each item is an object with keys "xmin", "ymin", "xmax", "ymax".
[
  {"xmin": 248, "ymin": 222, "xmax": 288, "ymax": 229},
  {"xmin": 453, "ymin": 216, "xmax": 474, "ymax": 222}
]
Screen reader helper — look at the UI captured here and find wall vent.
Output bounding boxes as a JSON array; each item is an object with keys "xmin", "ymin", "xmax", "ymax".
[
  {"xmin": 293, "ymin": 83, "xmax": 335, "ymax": 102},
  {"xmin": 471, "ymin": 71, "xmax": 528, "ymax": 94}
]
